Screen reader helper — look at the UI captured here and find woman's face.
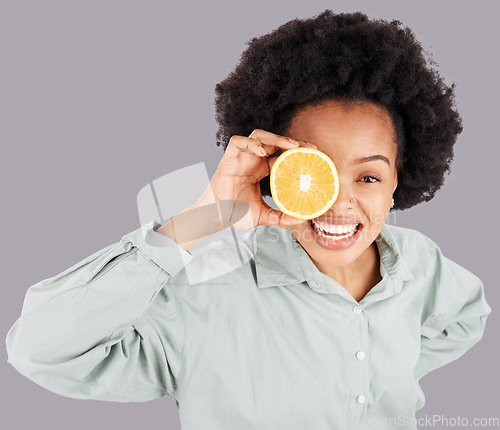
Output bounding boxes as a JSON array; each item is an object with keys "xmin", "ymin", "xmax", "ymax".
[{"xmin": 285, "ymin": 99, "xmax": 399, "ymax": 280}]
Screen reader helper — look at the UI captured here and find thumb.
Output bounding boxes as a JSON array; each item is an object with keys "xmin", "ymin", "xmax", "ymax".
[
  {"xmin": 260, "ymin": 203, "xmax": 306, "ymax": 228},
  {"xmin": 279, "ymin": 213, "xmax": 307, "ymax": 227}
]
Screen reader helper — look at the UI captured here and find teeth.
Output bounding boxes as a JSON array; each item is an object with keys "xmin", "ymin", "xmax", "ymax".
[
  {"xmin": 312, "ymin": 220, "xmax": 358, "ymax": 234},
  {"xmin": 311, "ymin": 220, "xmax": 360, "ymax": 240}
]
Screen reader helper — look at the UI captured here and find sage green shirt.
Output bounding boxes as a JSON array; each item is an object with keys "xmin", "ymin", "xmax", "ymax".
[{"xmin": 6, "ymin": 220, "xmax": 492, "ymax": 430}]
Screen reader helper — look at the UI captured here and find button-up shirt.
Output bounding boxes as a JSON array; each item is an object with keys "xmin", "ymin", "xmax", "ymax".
[{"xmin": 6, "ymin": 220, "xmax": 492, "ymax": 430}]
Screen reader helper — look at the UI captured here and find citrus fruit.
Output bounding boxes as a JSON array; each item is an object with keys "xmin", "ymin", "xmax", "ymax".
[{"xmin": 270, "ymin": 147, "xmax": 340, "ymax": 220}]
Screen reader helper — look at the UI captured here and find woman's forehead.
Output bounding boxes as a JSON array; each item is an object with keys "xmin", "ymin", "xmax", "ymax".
[
  {"xmin": 290, "ymin": 99, "xmax": 392, "ymax": 127},
  {"xmin": 287, "ymin": 99, "xmax": 397, "ymax": 159}
]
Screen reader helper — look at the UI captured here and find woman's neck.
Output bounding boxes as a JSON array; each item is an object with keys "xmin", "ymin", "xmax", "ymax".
[{"xmin": 314, "ymin": 242, "xmax": 382, "ymax": 302}]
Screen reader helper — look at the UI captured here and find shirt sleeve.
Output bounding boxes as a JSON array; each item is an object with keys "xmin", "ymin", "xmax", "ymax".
[
  {"xmin": 414, "ymin": 243, "xmax": 492, "ymax": 381},
  {"xmin": 5, "ymin": 220, "xmax": 193, "ymax": 403}
]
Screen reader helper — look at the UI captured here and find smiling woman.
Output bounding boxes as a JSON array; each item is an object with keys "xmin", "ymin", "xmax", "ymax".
[
  {"xmin": 5, "ymin": 9, "xmax": 492, "ymax": 430},
  {"xmin": 286, "ymin": 99, "xmax": 399, "ymax": 297}
]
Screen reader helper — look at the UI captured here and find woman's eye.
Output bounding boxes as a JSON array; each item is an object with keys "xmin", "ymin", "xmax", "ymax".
[{"xmin": 361, "ymin": 176, "xmax": 380, "ymax": 183}]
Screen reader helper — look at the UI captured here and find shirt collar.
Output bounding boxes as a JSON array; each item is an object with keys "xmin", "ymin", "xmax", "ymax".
[{"xmin": 254, "ymin": 223, "xmax": 414, "ymax": 304}]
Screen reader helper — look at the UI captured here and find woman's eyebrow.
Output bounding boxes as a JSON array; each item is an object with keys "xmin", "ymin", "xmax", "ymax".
[{"xmin": 352, "ymin": 154, "xmax": 390, "ymax": 166}]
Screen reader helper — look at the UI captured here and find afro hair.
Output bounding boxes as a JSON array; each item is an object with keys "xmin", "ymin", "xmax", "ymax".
[{"xmin": 214, "ymin": 10, "xmax": 463, "ymax": 211}]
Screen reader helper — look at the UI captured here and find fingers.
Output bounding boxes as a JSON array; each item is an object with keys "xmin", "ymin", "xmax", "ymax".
[
  {"xmin": 250, "ymin": 136, "xmax": 298, "ymax": 158},
  {"xmin": 261, "ymin": 140, "xmax": 318, "ymax": 160},
  {"xmin": 226, "ymin": 129, "xmax": 317, "ymax": 159},
  {"xmin": 252, "ymin": 129, "xmax": 318, "ymax": 157},
  {"xmin": 230, "ymin": 132, "xmax": 298, "ymax": 158}
]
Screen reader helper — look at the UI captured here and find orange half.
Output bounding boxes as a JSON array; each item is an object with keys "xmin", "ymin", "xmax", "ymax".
[{"xmin": 270, "ymin": 147, "xmax": 340, "ymax": 220}]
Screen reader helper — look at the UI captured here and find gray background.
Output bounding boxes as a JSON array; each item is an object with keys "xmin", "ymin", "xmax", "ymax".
[{"xmin": 1, "ymin": 0, "xmax": 498, "ymax": 428}]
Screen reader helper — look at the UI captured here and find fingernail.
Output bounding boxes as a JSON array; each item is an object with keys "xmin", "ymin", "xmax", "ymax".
[
  {"xmin": 306, "ymin": 142, "xmax": 317, "ymax": 148},
  {"xmin": 287, "ymin": 138, "xmax": 300, "ymax": 146}
]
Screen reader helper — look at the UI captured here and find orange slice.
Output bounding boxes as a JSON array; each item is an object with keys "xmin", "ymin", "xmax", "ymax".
[{"xmin": 270, "ymin": 147, "xmax": 339, "ymax": 220}]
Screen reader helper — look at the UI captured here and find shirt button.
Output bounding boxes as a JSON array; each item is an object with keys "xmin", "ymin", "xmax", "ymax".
[
  {"xmin": 357, "ymin": 394, "xmax": 366, "ymax": 403},
  {"xmin": 353, "ymin": 306, "xmax": 363, "ymax": 314},
  {"xmin": 356, "ymin": 351, "xmax": 366, "ymax": 360}
]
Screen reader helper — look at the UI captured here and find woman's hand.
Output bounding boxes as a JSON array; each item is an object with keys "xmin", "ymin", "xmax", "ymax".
[{"xmin": 198, "ymin": 129, "xmax": 317, "ymax": 230}]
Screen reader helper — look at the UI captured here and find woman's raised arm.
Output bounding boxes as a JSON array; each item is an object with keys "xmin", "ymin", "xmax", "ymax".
[{"xmin": 5, "ymin": 221, "xmax": 192, "ymax": 402}]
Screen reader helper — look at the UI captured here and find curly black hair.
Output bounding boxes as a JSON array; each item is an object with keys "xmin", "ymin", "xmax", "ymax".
[{"xmin": 214, "ymin": 10, "xmax": 463, "ymax": 211}]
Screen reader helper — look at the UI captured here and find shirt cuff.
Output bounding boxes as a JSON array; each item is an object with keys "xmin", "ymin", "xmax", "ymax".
[{"xmin": 121, "ymin": 220, "xmax": 194, "ymax": 277}]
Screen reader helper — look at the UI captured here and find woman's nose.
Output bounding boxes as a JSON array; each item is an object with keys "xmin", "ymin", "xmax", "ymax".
[{"xmin": 330, "ymin": 180, "xmax": 356, "ymax": 210}]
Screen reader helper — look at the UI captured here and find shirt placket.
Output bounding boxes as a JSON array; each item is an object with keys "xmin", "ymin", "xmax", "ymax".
[{"xmin": 347, "ymin": 303, "xmax": 370, "ymax": 429}]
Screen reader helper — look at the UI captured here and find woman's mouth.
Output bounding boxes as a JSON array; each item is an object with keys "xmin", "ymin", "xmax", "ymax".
[
  {"xmin": 307, "ymin": 219, "xmax": 363, "ymax": 250},
  {"xmin": 310, "ymin": 220, "xmax": 360, "ymax": 239}
]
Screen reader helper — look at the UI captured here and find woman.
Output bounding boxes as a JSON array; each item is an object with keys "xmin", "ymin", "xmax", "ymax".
[{"xmin": 6, "ymin": 10, "xmax": 492, "ymax": 430}]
